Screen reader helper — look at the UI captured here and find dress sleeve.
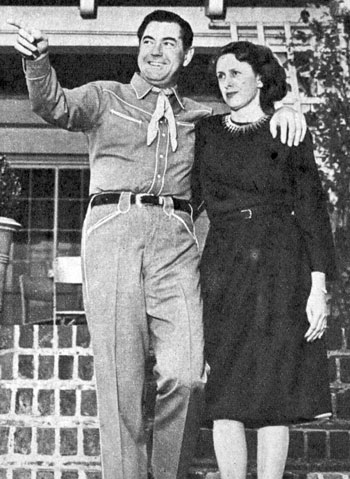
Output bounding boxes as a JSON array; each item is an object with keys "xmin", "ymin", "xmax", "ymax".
[
  {"xmin": 290, "ymin": 129, "xmax": 337, "ymax": 280},
  {"xmin": 191, "ymin": 122, "xmax": 206, "ymax": 219}
]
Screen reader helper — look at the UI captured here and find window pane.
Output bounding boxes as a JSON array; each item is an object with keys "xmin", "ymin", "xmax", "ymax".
[
  {"xmin": 29, "ymin": 232, "xmax": 54, "ymax": 261},
  {"xmin": 15, "ymin": 199, "xmax": 29, "ymax": 229},
  {"xmin": 57, "ymin": 231, "xmax": 82, "ymax": 256},
  {"xmin": 82, "ymin": 169, "xmax": 90, "ymax": 198},
  {"xmin": 59, "ymin": 170, "xmax": 83, "ymax": 198},
  {"xmin": 19, "ymin": 262, "xmax": 53, "ymax": 325},
  {"xmin": 31, "ymin": 200, "xmax": 54, "ymax": 229},
  {"xmin": 13, "ymin": 169, "xmax": 30, "ymax": 196},
  {"xmin": 15, "ymin": 232, "xmax": 54, "ymax": 325},
  {"xmin": 58, "ymin": 199, "xmax": 84, "ymax": 229},
  {"xmin": 13, "ymin": 230, "xmax": 30, "ymax": 260},
  {"xmin": 32, "ymin": 169, "xmax": 55, "ymax": 198}
]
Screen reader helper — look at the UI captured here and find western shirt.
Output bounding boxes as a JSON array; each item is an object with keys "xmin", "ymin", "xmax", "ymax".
[{"xmin": 24, "ymin": 55, "xmax": 212, "ymax": 200}]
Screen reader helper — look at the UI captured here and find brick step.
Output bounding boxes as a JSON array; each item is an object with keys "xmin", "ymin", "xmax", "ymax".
[
  {"xmin": 190, "ymin": 424, "xmax": 350, "ymax": 479},
  {"xmin": 1, "ymin": 325, "xmax": 349, "ymax": 479},
  {"xmin": 189, "ymin": 462, "xmax": 350, "ymax": 479},
  {"xmin": 188, "ymin": 471, "xmax": 350, "ymax": 479}
]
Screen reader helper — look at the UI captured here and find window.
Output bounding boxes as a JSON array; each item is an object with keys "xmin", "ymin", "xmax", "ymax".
[{"xmin": 4, "ymin": 165, "xmax": 89, "ymax": 324}]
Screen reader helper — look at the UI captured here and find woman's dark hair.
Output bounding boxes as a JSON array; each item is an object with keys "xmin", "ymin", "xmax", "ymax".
[
  {"xmin": 137, "ymin": 10, "xmax": 193, "ymax": 51},
  {"xmin": 211, "ymin": 41, "xmax": 288, "ymax": 113}
]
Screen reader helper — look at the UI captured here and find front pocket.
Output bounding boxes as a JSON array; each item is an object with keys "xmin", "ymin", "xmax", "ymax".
[
  {"xmin": 172, "ymin": 210, "xmax": 199, "ymax": 248},
  {"xmin": 110, "ymin": 109, "xmax": 142, "ymax": 125},
  {"xmin": 86, "ymin": 208, "xmax": 122, "ymax": 236}
]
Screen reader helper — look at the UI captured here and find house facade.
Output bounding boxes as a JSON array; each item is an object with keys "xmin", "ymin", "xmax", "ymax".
[
  {"xmin": 1, "ymin": 3, "xmax": 350, "ymax": 479},
  {"xmin": 0, "ymin": 1, "xmax": 326, "ymax": 323}
]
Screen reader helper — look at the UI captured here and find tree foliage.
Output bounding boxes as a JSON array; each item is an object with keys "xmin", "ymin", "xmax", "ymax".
[
  {"xmin": 290, "ymin": 8, "xmax": 350, "ymax": 324},
  {"xmin": 0, "ymin": 155, "xmax": 22, "ymax": 220}
]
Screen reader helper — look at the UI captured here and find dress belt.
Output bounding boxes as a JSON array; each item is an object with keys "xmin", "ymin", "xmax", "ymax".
[
  {"xmin": 90, "ymin": 192, "xmax": 192, "ymax": 216},
  {"xmin": 229, "ymin": 203, "xmax": 293, "ymax": 221}
]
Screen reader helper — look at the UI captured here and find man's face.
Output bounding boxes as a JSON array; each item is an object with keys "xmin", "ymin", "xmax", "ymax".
[{"xmin": 138, "ymin": 21, "xmax": 193, "ymax": 88}]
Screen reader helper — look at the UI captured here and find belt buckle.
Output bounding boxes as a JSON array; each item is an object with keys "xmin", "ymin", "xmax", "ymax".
[
  {"xmin": 135, "ymin": 194, "xmax": 163, "ymax": 207},
  {"xmin": 241, "ymin": 208, "xmax": 252, "ymax": 220},
  {"xmin": 135, "ymin": 193, "xmax": 149, "ymax": 207}
]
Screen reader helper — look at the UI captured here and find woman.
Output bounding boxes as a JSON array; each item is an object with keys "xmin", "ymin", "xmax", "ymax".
[{"xmin": 192, "ymin": 41, "xmax": 337, "ymax": 479}]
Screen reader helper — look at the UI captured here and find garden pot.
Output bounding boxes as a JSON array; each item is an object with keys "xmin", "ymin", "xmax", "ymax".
[{"xmin": 0, "ymin": 216, "xmax": 21, "ymax": 312}]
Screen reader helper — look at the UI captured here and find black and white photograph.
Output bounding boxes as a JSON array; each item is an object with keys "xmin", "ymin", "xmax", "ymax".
[{"xmin": 0, "ymin": 1, "xmax": 349, "ymax": 479}]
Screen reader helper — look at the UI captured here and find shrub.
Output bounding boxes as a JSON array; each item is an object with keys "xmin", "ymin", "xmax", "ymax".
[{"xmin": 0, "ymin": 155, "xmax": 22, "ymax": 219}]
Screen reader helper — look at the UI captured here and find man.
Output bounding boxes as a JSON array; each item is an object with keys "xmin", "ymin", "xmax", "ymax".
[{"xmin": 9, "ymin": 10, "xmax": 306, "ymax": 479}]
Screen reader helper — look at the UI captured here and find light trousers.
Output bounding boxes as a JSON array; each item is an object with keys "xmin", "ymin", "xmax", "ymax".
[{"xmin": 81, "ymin": 192, "xmax": 206, "ymax": 479}]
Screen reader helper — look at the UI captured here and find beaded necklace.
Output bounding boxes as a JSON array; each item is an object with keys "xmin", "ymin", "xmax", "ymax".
[{"xmin": 223, "ymin": 114, "xmax": 270, "ymax": 134}]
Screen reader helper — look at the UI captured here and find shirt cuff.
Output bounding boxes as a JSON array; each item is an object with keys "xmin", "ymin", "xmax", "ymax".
[{"xmin": 22, "ymin": 53, "xmax": 51, "ymax": 80}]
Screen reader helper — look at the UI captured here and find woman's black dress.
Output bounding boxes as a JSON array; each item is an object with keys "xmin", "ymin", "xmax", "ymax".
[{"xmin": 192, "ymin": 114, "xmax": 337, "ymax": 428}]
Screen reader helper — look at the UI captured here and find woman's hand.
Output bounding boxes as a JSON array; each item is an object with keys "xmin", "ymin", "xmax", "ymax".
[
  {"xmin": 270, "ymin": 107, "xmax": 307, "ymax": 147},
  {"xmin": 304, "ymin": 272, "xmax": 328, "ymax": 342}
]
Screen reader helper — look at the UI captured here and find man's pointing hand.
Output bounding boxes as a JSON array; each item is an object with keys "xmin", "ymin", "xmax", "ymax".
[{"xmin": 7, "ymin": 19, "xmax": 48, "ymax": 60}]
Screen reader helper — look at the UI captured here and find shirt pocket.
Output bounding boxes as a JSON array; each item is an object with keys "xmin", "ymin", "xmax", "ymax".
[
  {"xmin": 110, "ymin": 109, "xmax": 143, "ymax": 126},
  {"xmin": 104, "ymin": 107, "xmax": 146, "ymax": 155},
  {"xmin": 176, "ymin": 120, "xmax": 195, "ymax": 128}
]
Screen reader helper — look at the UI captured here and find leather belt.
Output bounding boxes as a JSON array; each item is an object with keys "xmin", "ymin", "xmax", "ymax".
[{"xmin": 90, "ymin": 193, "xmax": 192, "ymax": 216}]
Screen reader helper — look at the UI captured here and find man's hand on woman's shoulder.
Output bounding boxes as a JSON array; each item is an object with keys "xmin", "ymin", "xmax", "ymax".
[{"xmin": 270, "ymin": 106, "xmax": 307, "ymax": 147}]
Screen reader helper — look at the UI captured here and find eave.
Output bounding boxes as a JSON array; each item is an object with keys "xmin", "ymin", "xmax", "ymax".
[{"xmin": 0, "ymin": 5, "xmax": 328, "ymax": 54}]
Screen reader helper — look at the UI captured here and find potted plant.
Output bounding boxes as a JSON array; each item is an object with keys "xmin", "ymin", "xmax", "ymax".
[{"xmin": 0, "ymin": 154, "xmax": 22, "ymax": 313}]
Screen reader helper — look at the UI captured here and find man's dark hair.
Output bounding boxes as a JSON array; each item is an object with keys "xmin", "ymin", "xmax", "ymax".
[{"xmin": 137, "ymin": 10, "xmax": 194, "ymax": 51}]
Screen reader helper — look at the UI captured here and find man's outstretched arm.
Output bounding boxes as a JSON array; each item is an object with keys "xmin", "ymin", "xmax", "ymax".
[{"xmin": 8, "ymin": 18, "xmax": 101, "ymax": 132}]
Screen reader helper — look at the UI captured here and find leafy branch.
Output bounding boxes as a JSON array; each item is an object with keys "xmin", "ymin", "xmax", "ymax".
[
  {"xmin": 289, "ymin": 9, "xmax": 350, "ymax": 325},
  {"xmin": 0, "ymin": 155, "xmax": 22, "ymax": 220}
]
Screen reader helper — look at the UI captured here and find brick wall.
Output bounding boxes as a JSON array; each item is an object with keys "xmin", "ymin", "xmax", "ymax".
[
  {"xmin": 1, "ymin": 322, "xmax": 350, "ymax": 479},
  {"xmin": 0, "ymin": 325, "xmax": 100, "ymax": 479}
]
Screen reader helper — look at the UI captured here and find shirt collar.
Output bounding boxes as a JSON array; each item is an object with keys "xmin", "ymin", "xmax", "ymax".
[{"xmin": 131, "ymin": 72, "xmax": 185, "ymax": 110}]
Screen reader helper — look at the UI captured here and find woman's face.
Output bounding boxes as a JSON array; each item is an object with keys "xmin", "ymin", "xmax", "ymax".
[{"xmin": 216, "ymin": 53, "xmax": 262, "ymax": 112}]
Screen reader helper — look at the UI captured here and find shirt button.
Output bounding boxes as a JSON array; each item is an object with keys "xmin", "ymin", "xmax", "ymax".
[
  {"xmin": 159, "ymin": 154, "xmax": 164, "ymax": 159},
  {"xmin": 157, "ymin": 174, "xmax": 161, "ymax": 179},
  {"xmin": 162, "ymin": 133, "xmax": 166, "ymax": 137}
]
